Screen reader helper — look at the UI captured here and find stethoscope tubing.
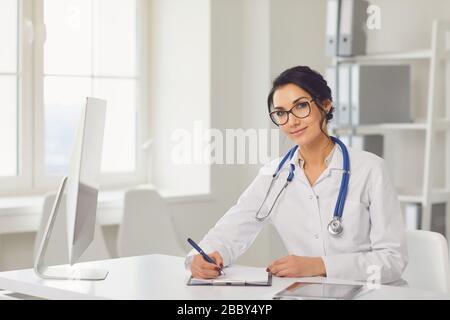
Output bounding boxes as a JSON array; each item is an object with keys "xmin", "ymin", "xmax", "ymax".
[
  {"xmin": 331, "ymin": 136, "xmax": 350, "ymax": 219},
  {"xmin": 255, "ymin": 136, "xmax": 350, "ymax": 232}
]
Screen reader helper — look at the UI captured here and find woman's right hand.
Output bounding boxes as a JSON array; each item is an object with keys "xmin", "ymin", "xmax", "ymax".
[{"xmin": 190, "ymin": 251, "xmax": 224, "ymax": 279}]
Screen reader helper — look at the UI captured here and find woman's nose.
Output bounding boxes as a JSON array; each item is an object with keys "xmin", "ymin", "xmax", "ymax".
[{"xmin": 287, "ymin": 114, "xmax": 301, "ymax": 127}]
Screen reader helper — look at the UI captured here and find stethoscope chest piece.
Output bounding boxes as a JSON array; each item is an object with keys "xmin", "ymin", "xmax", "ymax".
[{"xmin": 327, "ymin": 217, "xmax": 343, "ymax": 236}]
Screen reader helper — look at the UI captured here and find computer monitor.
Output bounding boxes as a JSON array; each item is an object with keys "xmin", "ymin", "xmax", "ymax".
[
  {"xmin": 34, "ymin": 97, "xmax": 109, "ymax": 281},
  {"xmin": 66, "ymin": 97, "xmax": 106, "ymax": 265}
]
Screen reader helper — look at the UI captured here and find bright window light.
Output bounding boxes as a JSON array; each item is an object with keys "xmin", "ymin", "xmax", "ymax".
[
  {"xmin": 0, "ymin": 76, "xmax": 17, "ymax": 177},
  {"xmin": 0, "ymin": 0, "xmax": 17, "ymax": 72},
  {"xmin": 0, "ymin": 0, "xmax": 18, "ymax": 177},
  {"xmin": 43, "ymin": 0, "xmax": 137, "ymax": 175}
]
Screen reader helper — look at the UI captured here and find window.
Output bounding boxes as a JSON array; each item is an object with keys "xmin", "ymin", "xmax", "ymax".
[
  {"xmin": 0, "ymin": 0, "xmax": 19, "ymax": 178},
  {"xmin": 42, "ymin": 0, "xmax": 139, "ymax": 177},
  {"xmin": 43, "ymin": 0, "xmax": 138, "ymax": 175},
  {"xmin": 0, "ymin": 0, "xmax": 147, "ymax": 194}
]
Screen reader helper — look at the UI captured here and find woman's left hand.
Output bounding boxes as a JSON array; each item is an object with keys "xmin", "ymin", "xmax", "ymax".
[{"xmin": 267, "ymin": 255, "xmax": 327, "ymax": 278}]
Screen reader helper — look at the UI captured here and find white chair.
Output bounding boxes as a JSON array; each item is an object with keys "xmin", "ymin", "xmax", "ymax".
[
  {"xmin": 117, "ymin": 187, "xmax": 186, "ymax": 258},
  {"xmin": 402, "ymin": 230, "xmax": 450, "ymax": 293},
  {"xmin": 34, "ymin": 192, "xmax": 111, "ymax": 266}
]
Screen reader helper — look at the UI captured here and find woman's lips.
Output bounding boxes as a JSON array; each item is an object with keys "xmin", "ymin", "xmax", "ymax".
[{"xmin": 290, "ymin": 127, "xmax": 308, "ymax": 136}]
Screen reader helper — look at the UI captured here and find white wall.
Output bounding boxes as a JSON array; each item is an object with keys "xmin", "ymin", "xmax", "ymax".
[
  {"xmin": 149, "ymin": 0, "xmax": 211, "ymax": 194},
  {"xmin": 270, "ymin": 0, "xmax": 328, "ymax": 77},
  {"xmin": 0, "ymin": 232, "xmax": 36, "ymax": 271},
  {"xmin": 207, "ymin": 0, "xmax": 274, "ymax": 265}
]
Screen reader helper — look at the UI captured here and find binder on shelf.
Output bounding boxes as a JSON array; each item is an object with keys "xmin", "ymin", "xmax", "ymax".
[
  {"xmin": 338, "ymin": 0, "xmax": 369, "ymax": 57},
  {"xmin": 350, "ymin": 64, "xmax": 360, "ymax": 126},
  {"xmin": 404, "ymin": 203, "xmax": 420, "ymax": 230},
  {"xmin": 403, "ymin": 203, "xmax": 446, "ymax": 235},
  {"xmin": 325, "ymin": 66, "xmax": 338, "ymax": 107},
  {"xmin": 325, "ymin": 0, "xmax": 341, "ymax": 56},
  {"xmin": 325, "ymin": 67, "xmax": 341, "ymax": 128},
  {"xmin": 337, "ymin": 64, "xmax": 351, "ymax": 126},
  {"xmin": 337, "ymin": 135, "xmax": 351, "ymax": 147},
  {"xmin": 350, "ymin": 64, "xmax": 411, "ymax": 125}
]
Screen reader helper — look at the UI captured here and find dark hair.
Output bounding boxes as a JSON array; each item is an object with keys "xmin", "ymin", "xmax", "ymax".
[{"xmin": 267, "ymin": 66, "xmax": 335, "ymax": 136}]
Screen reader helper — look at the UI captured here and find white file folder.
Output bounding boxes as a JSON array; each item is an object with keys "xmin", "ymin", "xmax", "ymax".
[
  {"xmin": 404, "ymin": 203, "xmax": 420, "ymax": 230},
  {"xmin": 337, "ymin": 64, "xmax": 351, "ymax": 126},
  {"xmin": 325, "ymin": 0, "xmax": 341, "ymax": 56},
  {"xmin": 325, "ymin": 67, "xmax": 337, "ymax": 104},
  {"xmin": 338, "ymin": 135, "xmax": 351, "ymax": 147},
  {"xmin": 325, "ymin": 67, "xmax": 339, "ymax": 127},
  {"xmin": 338, "ymin": 0, "xmax": 369, "ymax": 57},
  {"xmin": 350, "ymin": 63, "xmax": 360, "ymax": 126},
  {"xmin": 350, "ymin": 64, "xmax": 411, "ymax": 125}
]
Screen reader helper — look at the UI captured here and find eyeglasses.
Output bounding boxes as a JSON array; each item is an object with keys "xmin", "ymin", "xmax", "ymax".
[{"xmin": 269, "ymin": 98, "xmax": 315, "ymax": 126}]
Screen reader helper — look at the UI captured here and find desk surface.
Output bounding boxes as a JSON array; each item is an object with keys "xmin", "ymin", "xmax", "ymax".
[{"xmin": 0, "ymin": 254, "xmax": 449, "ymax": 300}]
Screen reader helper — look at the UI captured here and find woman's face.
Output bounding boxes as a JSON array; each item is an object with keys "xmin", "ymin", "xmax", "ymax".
[{"xmin": 272, "ymin": 83, "xmax": 332, "ymax": 147}]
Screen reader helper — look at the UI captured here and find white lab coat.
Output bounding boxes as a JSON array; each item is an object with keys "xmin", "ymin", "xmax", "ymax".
[{"xmin": 186, "ymin": 145, "xmax": 408, "ymax": 283}]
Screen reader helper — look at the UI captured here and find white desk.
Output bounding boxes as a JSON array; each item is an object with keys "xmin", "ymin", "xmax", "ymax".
[{"xmin": 0, "ymin": 254, "xmax": 448, "ymax": 300}]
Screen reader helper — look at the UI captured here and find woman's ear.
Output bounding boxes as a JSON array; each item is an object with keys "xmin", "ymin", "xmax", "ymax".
[{"xmin": 321, "ymin": 99, "xmax": 333, "ymax": 114}]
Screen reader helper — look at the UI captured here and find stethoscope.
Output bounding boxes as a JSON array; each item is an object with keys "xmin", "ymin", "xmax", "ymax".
[{"xmin": 255, "ymin": 136, "xmax": 350, "ymax": 237}]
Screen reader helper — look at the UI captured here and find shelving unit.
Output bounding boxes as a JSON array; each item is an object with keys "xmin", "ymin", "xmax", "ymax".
[
  {"xmin": 332, "ymin": 49, "xmax": 433, "ymax": 63},
  {"xmin": 330, "ymin": 20, "xmax": 450, "ymax": 241},
  {"xmin": 333, "ymin": 119, "xmax": 450, "ymax": 135}
]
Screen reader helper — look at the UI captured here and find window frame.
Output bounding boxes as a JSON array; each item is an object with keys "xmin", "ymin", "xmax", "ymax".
[
  {"xmin": 0, "ymin": 0, "xmax": 149, "ymax": 196},
  {"xmin": 0, "ymin": 0, "xmax": 33, "ymax": 195}
]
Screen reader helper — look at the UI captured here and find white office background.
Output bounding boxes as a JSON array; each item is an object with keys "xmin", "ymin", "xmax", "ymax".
[{"xmin": 1, "ymin": 0, "xmax": 450, "ymax": 272}]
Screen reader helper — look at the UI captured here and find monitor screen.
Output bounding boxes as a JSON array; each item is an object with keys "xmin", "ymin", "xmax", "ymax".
[{"xmin": 66, "ymin": 98, "xmax": 106, "ymax": 265}]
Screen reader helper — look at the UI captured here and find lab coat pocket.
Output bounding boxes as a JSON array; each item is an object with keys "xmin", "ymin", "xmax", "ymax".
[{"xmin": 333, "ymin": 200, "xmax": 370, "ymax": 252}]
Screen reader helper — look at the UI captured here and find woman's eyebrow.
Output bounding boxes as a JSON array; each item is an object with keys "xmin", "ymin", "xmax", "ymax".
[
  {"xmin": 274, "ymin": 96, "xmax": 309, "ymax": 110},
  {"xmin": 292, "ymin": 96, "xmax": 309, "ymax": 105}
]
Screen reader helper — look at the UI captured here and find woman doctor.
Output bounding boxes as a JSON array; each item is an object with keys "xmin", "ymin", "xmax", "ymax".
[{"xmin": 186, "ymin": 66, "xmax": 408, "ymax": 283}]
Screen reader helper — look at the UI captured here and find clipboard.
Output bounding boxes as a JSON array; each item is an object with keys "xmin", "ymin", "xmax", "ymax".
[{"xmin": 187, "ymin": 273, "xmax": 272, "ymax": 287}]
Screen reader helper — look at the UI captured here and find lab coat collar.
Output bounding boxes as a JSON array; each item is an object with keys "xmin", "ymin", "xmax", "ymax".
[
  {"xmin": 286, "ymin": 142, "xmax": 345, "ymax": 187},
  {"xmin": 288, "ymin": 143, "xmax": 343, "ymax": 171}
]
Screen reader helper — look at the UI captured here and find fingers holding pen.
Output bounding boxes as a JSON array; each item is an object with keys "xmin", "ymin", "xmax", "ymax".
[{"xmin": 190, "ymin": 252, "xmax": 224, "ymax": 279}]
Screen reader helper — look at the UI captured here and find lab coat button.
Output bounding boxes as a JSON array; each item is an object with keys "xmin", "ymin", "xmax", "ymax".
[{"xmin": 314, "ymin": 234, "xmax": 319, "ymax": 239}]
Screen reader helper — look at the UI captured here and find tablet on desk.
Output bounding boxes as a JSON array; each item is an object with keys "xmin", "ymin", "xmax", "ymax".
[{"xmin": 273, "ymin": 282, "xmax": 364, "ymax": 300}]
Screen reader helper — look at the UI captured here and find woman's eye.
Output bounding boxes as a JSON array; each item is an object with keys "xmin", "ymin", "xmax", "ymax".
[
  {"xmin": 276, "ymin": 111, "xmax": 285, "ymax": 117},
  {"xmin": 296, "ymin": 102, "xmax": 309, "ymax": 109}
]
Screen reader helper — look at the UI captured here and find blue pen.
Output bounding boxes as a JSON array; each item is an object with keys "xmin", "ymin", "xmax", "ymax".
[{"xmin": 187, "ymin": 238, "xmax": 225, "ymax": 276}]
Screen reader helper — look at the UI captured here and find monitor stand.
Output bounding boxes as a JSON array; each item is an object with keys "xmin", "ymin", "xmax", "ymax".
[{"xmin": 34, "ymin": 177, "xmax": 109, "ymax": 281}]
